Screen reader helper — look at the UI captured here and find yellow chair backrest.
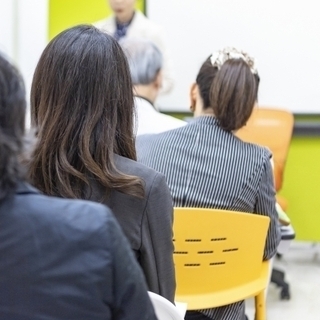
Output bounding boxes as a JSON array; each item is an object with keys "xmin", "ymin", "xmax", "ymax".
[
  {"xmin": 235, "ymin": 107, "xmax": 294, "ymax": 191},
  {"xmin": 173, "ymin": 207, "xmax": 270, "ymax": 310}
]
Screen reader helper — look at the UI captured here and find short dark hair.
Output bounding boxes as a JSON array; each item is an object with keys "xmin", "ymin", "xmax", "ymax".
[
  {"xmin": 29, "ymin": 25, "xmax": 144, "ymax": 200},
  {"xmin": 0, "ymin": 54, "xmax": 26, "ymax": 202}
]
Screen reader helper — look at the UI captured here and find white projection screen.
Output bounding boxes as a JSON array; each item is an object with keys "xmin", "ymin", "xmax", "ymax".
[{"xmin": 147, "ymin": 0, "xmax": 320, "ymax": 114}]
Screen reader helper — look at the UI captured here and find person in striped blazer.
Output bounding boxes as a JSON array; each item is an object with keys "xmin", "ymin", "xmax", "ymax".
[{"xmin": 136, "ymin": 48, "xmax": 281, "ymax": 320}]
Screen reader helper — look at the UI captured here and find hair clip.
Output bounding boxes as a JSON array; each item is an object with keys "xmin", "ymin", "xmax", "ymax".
[{"xmin": 210, "ymin": 47, "xmax": 258, "ymax": 74}]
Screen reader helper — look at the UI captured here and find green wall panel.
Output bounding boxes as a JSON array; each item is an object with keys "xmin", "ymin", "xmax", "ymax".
[
  {"xmin": 49, "ymin": 0, "xmax": 145, "ymax": 40},
  {"xmin": 279, "ymin": 137, "xmax": 320, "ymax": 241}
]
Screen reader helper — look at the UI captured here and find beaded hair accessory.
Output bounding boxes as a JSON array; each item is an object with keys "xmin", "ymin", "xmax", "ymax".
[{"xmin": 210, "ymin": 47, "xmax": 258, "ymax": 74}]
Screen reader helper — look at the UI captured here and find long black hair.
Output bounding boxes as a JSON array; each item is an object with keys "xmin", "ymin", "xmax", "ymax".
[{"xmin": 29, "ymin": 25, "xmax": 144, "ymax": 200}]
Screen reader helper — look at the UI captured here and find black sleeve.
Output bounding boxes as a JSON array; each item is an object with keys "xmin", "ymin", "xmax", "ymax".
[
  {"xmin": 106, "ymin": 211, "xmax": 158, "ymax": 320},
  {"xmin": 140, "ymin": 173, "xmax": 176, "ymax": 303}
]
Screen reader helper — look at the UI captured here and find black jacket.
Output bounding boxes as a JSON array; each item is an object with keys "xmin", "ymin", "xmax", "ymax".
[
  {"xmin": 0, "ymin": 182, "xmax": 157, "ymax": 320},
  {"xmin": 91, "ymin": 155, "xmax": 175, "ymax": 303}
]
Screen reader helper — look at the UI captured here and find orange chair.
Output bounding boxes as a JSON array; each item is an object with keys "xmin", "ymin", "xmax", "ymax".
[
  {"xmin": 235, "ymin": 107, "xmax": 294, "ymax": 210},
  {"xmin": 236, "ymin": 107, "xmax": 295, "ymax": 300}
]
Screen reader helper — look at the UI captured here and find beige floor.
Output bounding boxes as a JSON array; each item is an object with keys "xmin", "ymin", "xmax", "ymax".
[{"xmin": 245, "ymin": 241, "xmax": 320, "ymax": 320}]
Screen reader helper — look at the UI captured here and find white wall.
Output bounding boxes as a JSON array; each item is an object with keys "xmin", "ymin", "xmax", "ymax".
[
  {"xmin": 148, "ymin": 0, "xmax": 320, "ymax": 114},
  {"xmin": 0, "ymin": 0, "xmax": 16, "ymax": 60},
  {"xmin": 0, "ymin": 0, "xmax": 49, "ymax": 127}
]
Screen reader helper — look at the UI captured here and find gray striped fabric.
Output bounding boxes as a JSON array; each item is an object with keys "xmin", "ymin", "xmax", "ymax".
[{"xmin": 136, "ymin": 116, "xmax": 281, "ymax": 320}]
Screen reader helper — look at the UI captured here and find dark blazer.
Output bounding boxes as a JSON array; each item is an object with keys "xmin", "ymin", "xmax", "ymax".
[
  {"xmin": 0, "ymin": 182, "xmax": 157, "ymax": 320},
  {"xmin": 137, "ymin": 116, "xmax": 281, "ymax": 320},
  {"xmin": 90, "ymin": 155, "xmax": 175, "ymax": 303}
]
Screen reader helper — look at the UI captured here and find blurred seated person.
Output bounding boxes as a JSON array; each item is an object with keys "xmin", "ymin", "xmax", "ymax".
[
  {"xmin": 120, "ymin": 37, "xmax": 186, "ymax": 135},
  {"xmin": 95, "ymin": 0, "xmax": 174, "ymax": 93},
  {"xmin": 28, "ymin": 25, "xmax": 175, "ymax": 303},
  {"xmin": 0, "ymin": 53, "xmax": 157, "ymax": 320},
  {"xmin": 137, "ymin": 48, "xmax": 281, "ymax": 320}
]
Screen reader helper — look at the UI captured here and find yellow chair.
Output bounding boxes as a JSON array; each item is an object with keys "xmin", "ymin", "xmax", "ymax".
[{"xmin": 173, "ymin": 207, "xmax": 270, "ymax": 320}]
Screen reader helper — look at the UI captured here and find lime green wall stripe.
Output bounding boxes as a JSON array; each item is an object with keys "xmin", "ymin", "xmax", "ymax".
[
  {"xmin": 279, "ymin": 137, "xmax": 320, "ymax": 241},
  {"xmin": 49, "ymin": 0, "xmax": 145, "ymax": 40}
]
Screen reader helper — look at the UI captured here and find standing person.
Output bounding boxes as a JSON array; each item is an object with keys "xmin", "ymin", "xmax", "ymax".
[
  {"xmin": 120, "ymin": 37, "xmax": 185, "ymax": 135},
  {"xmin": 0, "ymin": 53, "xmax": 157, "ymax": 320},
  {"xmin": 28, "ymin": 25, "xmax": 175, "ymax": 303},
  {"xmin": 94, "ymin": 0, "xmax": 174, "ymax": 94},
  {"xmin": 137, "ymin": 48, "xmax": 281, "ymax": 320}
]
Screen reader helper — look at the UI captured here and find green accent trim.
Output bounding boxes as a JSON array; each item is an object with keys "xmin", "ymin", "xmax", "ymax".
[
  {"xmin": 294, "ymin": 115, "xmax": 320, "ymax": 121},
  {"xmin": 279, "ymin": 137, "xmax": 320, "ymax": 241},
  {"xmin": 162, "ymin": 112, "xmax": 192, "ymax": 121},
  {"xmin": 48, "ymin": 0, "xmax": 145, "ymax": 40},
  {"xmin": 143, "ymin": 0, "xmax": 147, "ymax": 15}
]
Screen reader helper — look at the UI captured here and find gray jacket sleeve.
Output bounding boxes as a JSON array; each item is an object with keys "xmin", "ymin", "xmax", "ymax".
[
  {"xmin": 140, "ymin": 173, "xmax": 176, "ymax": 303},
  {"xmin": 255, "ymin": 156, "xmax": 281, "ymax": 260},
  {"xmin": 106, "ymin": 212, "xmax": 158, "ymax": 320}
]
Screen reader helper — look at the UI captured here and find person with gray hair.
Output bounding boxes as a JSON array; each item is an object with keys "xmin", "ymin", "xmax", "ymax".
[{"xmin": 120, "ymin": 37, "xmax": 185, "ymax": 136}]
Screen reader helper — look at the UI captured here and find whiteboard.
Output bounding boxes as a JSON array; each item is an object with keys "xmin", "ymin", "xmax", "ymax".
[{"xmin": 148, "ymin": 0, "xmax": 320, "ymax": 114}]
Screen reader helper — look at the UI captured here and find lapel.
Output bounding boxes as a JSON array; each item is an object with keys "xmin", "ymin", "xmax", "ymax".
[
  {"xmin": 16, "ymin": 181, "xmax": 40, "ymax": 196},
  {"xmin": 102, "ymin": 16, "xmax": 116, "ymax": 34},
  {"xmin": 126, "ymin": 11, "xmax": 144, "ymax": 37}
]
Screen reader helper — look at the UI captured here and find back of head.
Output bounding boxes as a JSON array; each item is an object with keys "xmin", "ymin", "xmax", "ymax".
[
  {"xmin": 196, "ymin": 48, "xmax": 260, "ymax": 132},
  {"xmin": 0, "ymin": 54, "xmax": 26, "ymax": 202},
  {"xmin": 120, "ymin": 37, "xmax": 163, "ymax": 85},
  {"xmin": 29, "ymin": 25, "xmax": 144, "ymax": 199},
  {"xmin": 195, "ymin": 57, "xmax": 219, "ymax": 110}
]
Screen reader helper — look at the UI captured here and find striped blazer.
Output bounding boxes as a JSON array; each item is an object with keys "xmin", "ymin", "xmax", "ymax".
[{"xmin": 136, "ymin": 116, "xmax": 281, "ymax": 320}]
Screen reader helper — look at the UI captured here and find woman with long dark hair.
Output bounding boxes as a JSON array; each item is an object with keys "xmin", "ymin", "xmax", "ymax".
[
  {"xmin": 0, "ymin": 53, "xmax": 157, "ymax": 320},
  {"xmin": 28, "ymin": 25, "xmax": 175, "ymax": 302}
]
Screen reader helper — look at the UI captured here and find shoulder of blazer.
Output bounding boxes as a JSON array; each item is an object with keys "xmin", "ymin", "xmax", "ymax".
[
  {"xmin": 241, "ymin": 139, "xmax": 273, "ymax": 162},
  {"xmin": 15, "ymin": 181, "xmax": 41, "ymax": 195},
  {"xmin": 13, "ymin": 185, "xmax": 112, "ymax": 234},
  {"xmin": 114, "ymin": 154, "xmax": 162, "ymax": 186}
]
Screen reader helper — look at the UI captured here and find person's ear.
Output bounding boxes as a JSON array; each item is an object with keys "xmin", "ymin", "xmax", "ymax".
[
  {"xmin": 189, "ymin": 82, "xmax": 197, "ymax": 112},
  {"xmin": 153, "ymin": 70, "xmax": 163, "ymax": 91}
]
